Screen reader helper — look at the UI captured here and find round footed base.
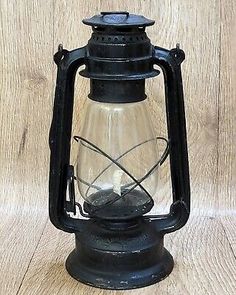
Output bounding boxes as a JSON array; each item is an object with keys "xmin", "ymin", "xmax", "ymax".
[
  {"xmin": 65, "ymin": 220, "xmax": 174, "ymax": 290},
  {"xmin": 66, "ymin": 248, "xmax": 173, "ymax": 290}
]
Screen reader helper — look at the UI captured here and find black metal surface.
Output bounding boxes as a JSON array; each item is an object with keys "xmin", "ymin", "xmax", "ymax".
[
  {"xmin": 83, "ymin": 11, "xmax": 155, "ymax": 28},
  {"xmin": 83, "ymin": 189, "xmax": 153, "ymax": 220},
  {"xmin": 49, "ymin": 45, "xmax": 88, "ymax": 233},
  {"xmin": 151, "ymin": 45, "xmax": 190, "ymax": 233},
  {"xmin": 80, "ymin": 12, "xmax": 159, "ymax": 93},
  {"xmin": 66, "ymin": 218, "xmax": 173, "ymax": 290},
  {"xmin": 49, "ymin": 11, "xmax": 191, "ymax": 290},
  {"xmin": 89, "ymin": 79, "xmax": 146, "ymax": 103}
]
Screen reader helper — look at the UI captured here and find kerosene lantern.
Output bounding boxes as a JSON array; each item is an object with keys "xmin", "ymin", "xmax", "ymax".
[{"xmin": 49, "ymin": 11, "xmax": 190, "ymax": 289}]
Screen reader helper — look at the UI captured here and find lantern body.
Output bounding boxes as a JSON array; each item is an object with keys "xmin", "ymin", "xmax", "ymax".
[
  {"xmin": 49, "ymin": 11, "xmax": 190, "ymax": 290},
  {"xmin": 76, "ymin": 99, "xmax": 159, "ymax": 207}
]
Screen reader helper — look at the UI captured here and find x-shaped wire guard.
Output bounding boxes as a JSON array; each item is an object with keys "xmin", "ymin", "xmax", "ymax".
[{"xmin": 72, "ymin": 135, "xmax": 169, "ymax": 214}]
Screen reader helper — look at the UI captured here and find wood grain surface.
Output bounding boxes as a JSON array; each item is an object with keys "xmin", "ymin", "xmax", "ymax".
[{"xmin": 0, "ymin": 0, "xmax": 235, "ymax": 294}]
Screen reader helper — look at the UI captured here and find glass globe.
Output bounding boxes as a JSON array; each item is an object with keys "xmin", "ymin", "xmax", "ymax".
[{"xmin": 76, "ymin": 98, "xmax": 160, "ymax": 209}]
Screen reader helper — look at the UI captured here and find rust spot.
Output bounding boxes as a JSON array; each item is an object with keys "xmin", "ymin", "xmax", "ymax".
[{"xmin": 18, "ymin": 126, "xmax": 28, "ymax": 157}]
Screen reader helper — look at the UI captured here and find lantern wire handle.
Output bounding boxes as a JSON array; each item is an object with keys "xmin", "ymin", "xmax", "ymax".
[{"xmin": 73, "ymin": 136, "xmax": 169, "ymax": 213}]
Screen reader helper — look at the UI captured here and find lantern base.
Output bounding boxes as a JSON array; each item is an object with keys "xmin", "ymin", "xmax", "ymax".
[{"xmin": 65, "ymin": 219, "xmax": 174, "ymax": 290}]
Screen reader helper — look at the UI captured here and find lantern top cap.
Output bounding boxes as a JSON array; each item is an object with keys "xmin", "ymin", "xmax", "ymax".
[{"xmin": 83, "ymin": 11, "xmax": 155, "ymax": 28}]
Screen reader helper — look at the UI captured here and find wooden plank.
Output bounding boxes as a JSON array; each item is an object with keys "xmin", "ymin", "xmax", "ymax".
[
  {"xmin": 17, "ymin": 217, "xmax": 236, "ymax": 295},
  {"xmin": 0, "ymin": 0, "xmax": 53, "ymax": 210},
  {"xmin": 218, "ymin": 0, "xmax": 236, "ymax": 260},
  {"xmin": 220, "ymin": 216, "xmax": 236, "ymax": 256},
  {"xmin": 0, "ymin": 0, "xmax": 53, "ymax": 294},
  {"xmin": 218, "ymin": 0, "xmax": 236, "ymax": 212},
  {"xmin": 0, "ymin": 212, "xmax": 48, "ymax": 295}
]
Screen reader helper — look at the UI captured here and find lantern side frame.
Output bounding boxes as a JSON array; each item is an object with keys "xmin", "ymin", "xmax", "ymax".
[{"xmin": 49, "ymin": 44, "xmax": 190, "ymax": 234}]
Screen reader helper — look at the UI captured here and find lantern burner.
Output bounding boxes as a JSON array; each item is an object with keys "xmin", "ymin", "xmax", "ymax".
[{"xmin": 84, "ymin": 189, "xmax": 153, "ymax": 220}]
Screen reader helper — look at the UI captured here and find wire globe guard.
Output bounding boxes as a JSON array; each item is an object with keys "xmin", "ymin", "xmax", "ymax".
[{"xmin": 74, "ymin": 135, "xmax": 169, "ymax": 220}]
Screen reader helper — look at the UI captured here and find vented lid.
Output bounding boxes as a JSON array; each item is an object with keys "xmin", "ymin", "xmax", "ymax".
[
  {"xmin": 83, "ymin": 11, "xmax": 155, "ymax": 28},
  {"xmin": 80, "ymin": 11, "xmax": 159, "ymax": 82}
]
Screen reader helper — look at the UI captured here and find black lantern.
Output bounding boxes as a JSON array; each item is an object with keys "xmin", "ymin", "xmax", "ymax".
[{"xmin": 49, "ymin": 12, "xmax": 190, "ymax": 290}]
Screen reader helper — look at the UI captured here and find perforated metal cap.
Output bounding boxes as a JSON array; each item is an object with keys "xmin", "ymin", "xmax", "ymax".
[
  {"xmin": 80, "ymin": 11, "xmax": 159, "ymax": 102},
  {"xmin": 83, "ymin": 11, "xmax": 155, "ymax": 28}
]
